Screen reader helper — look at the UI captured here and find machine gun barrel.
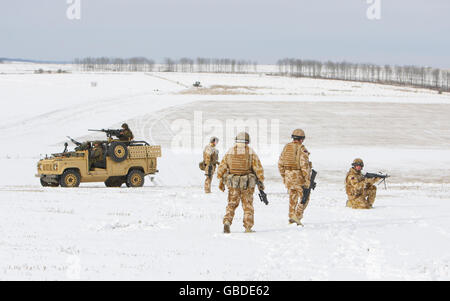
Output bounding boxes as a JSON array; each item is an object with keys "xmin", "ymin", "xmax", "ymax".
[
  {"xmin": 66, "ymin": 136, "xmax": 81, "ymax": 146},
  {"xmin": 364, "ymin": 172, "xmax": 390, "ymax": 179},
  {"xmin": 88, "ymin": 129, "xmax": 122, "ymax": 139},
  {"xmin": 364, "ymin": 172, "xmax": 390, "ymax": 189}
]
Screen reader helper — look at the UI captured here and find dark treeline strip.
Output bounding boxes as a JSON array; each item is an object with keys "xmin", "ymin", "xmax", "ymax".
[
  {"xmin": 74, "ymin": 57, "xmax": 155, "ymax": 72},
  {"xmin": 277, "ymin": 58, "xmax": 449, "ymax": 92},
  {"xmin": 73, "ymin": 57, "xmax": 257, "ymax": 73},
  {"xmin": 73, "ymin": 56, "xmax": 449, "ymax": 92}
]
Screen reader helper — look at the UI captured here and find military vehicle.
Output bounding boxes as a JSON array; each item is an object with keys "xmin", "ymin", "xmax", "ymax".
[{"xmin": 36, "ymin": 136, "xmax": 161, "ymax": 188}]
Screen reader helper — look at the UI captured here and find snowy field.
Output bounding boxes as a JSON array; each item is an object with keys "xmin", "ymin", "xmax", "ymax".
[{"xmin": 0, "ymin": 62, "xmax": 449, "ymax": 280}]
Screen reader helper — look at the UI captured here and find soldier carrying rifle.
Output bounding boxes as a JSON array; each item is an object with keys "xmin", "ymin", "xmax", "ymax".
[
  {"xmin": 278, "ymin": 129, "xmax": 315, "ymax": 226},
  {"xmin": 217, "ymin": 132, "xmax": 265, "ymax": 234}
]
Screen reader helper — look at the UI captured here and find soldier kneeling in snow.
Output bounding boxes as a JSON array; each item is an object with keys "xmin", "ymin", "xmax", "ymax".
[{"xmin": 345, "ymin": 158, "xmax": 381, "ymax": 209}]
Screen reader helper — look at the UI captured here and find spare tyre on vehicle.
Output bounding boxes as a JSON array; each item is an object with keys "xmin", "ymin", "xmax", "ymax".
[{"xmin": 108, "ymin": 141, "xmax": 128, "ymax": 162}]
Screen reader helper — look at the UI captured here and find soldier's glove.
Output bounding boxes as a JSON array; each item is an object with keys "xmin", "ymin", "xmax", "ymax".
[
  {"xmin": 219, "ymin": 181, "xmax": 225, "ymax": 192},
  {"xmin": 258, "ymin": 182, "xmax": 265, "ymax": 191}
]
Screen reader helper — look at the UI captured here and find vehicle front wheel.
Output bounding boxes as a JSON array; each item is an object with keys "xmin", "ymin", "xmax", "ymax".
[
  {"xmin": 60, "ymin": 170, "xmax": 81, "ymax": 187},
  {"xmin": 126, "ymin": 170, "xmax": 145, "ymax": 188}
]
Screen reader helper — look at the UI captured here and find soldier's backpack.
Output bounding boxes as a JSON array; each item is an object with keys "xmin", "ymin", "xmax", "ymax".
[
  {"xmin": 229, "ymin": 145, "xmax": 253, "ymax": 175},
  {"xmin": 282, "ymin": 142, "xmax": 301, "ymax": 170}
]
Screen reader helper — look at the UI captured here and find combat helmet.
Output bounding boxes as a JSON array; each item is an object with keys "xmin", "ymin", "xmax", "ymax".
[
  {"xmin": 352, "ymin": 158, "xmax": 364, "ymax": 167},
  {"xmin": 121, "ymin": 123, "xmax": 129, "ymax": 129},
  {"xmin": 292, "ymin": 129, "xmax": 305, "ymax": 140},
  {"xmin": 210, "ymin": 136, "xmax": 219, "ymax": 144},
  {"xmin": 235, "ymin": 132, "xmax": 250, "ymax": 144}
]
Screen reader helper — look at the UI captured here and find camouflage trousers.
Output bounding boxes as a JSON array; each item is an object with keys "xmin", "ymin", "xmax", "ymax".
[
  {"xmin": 284, "ymin": 170, "xmax": 309, "ymax": 220},
  {"xmin": 204, "ymin": 165, "xmax": 216, "ymax": 193},
  {"xmin": 347, "ymin": 185, "xmax": 377, "ymax": 209},
  {"xmin": 288, "ymin": 188, "xmax": 310, "ymax": 220},
  {"xmin": 223, "ymin": 187, "xmax": 255, "ymax": 229}
]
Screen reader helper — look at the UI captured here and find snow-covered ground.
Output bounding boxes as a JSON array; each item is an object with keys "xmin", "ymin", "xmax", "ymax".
[{"xmin": 0, "ymin": 62, "xmax": 449, "ymax": 280}]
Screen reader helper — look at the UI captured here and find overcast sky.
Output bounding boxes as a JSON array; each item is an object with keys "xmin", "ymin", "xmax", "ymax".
[{"xmin": 1, "ymin": 0, "xmax": 449, "ymax": 68}]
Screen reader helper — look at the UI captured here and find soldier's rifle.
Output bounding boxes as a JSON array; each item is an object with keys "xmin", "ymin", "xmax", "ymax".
[
  {"xmin": 301, "ymin": 169, "xmax": 317, "ymax": 205},
  {"xmin": 256, "ymin": 178, "xmax": 269, "ymax": 205},
  {"xmin": 207, "ymin": 164, "xmax": 213, "ymax": 178},
  {"xmin": 364, "ymin": 172, "xmax": 390, "ymax": 189},
  {"xmin": 206, "ymin": 151, "xmax": 215, "ymax": 178}
]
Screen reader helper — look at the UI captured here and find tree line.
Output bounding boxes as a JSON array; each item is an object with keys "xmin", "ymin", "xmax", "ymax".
[
  {"xmin": 74, "ymin": 57, "xmax": 155, "ymax": 72},
  {"xmin": 72, "ymin": 56, "xmax": 449, "ymax": 92},
  {"xmin": 277, "ymin": 58, "xmax": 449, "ymax": 92},
  {"xmin": 73, "ymin": 57, "xmax": 257, "ymax": 73}
]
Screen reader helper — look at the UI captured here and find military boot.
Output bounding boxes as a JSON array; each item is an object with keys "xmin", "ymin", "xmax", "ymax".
[
  {"xmin": 223, "ymin": 222, "xmax": 231, "ymax": 234},
  {"xmin": 289, "ymin": 216, "xmax": 303, "ymax": 227},
  {"xmin": 245, "ymin": 228, "xmax": 254, "ymax": 233}
]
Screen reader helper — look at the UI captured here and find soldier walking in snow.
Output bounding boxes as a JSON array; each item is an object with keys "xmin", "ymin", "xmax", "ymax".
[
  {"xmin": 278, "ymin": 129, "xmax": 312, "ymax": 226},
  {"xmin": 202, "ymin": 137, "xmax": 219, "ymax": 193},
  {"xmin": 217, "ymin": 132, "xmax": 265, "ymax": 233}
]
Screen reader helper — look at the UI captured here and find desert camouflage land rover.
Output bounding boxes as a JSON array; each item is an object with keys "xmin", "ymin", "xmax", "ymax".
[{"xmin": 36, "ymin": 139, "xmax": 161, "ymax": 188}]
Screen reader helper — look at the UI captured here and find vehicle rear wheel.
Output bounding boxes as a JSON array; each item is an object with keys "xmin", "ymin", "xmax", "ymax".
[
  {"xmin": 126, "ymin": 170, "xmax": 145, "ymax": 188},
  {"xmin": 105, "ymin": 177, "xmax": 124, "ymax": 187},
  {"xmin": 60, "ymin": 170, "xmax": 81, "ymax": 187},
  {"xmin": 108, "ymin": 142, "xmax": 128, "ymax": 163}
]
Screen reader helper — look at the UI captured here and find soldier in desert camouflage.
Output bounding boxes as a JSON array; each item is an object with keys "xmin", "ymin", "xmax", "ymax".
[
  {"xmin": 278, "ymin": 129, "xmax": 312, "ymax": 226},
  {"xmin": 345, "ymin": 158, "xmax": 380, "ymax": 209},
  {"xmin": 217, "ymin": 132, "xmax": 265, "ymax": 233},
  {"xmin": 118, "ymin": 123, "xmax": 134, "ymax": 142},
  {"xmin": 90, "ymin": 141, "xmax": 104, "ymax": 170},
  {"xmin": 203, "ymin": 137, "xmax": 219, "ymax": 193}
]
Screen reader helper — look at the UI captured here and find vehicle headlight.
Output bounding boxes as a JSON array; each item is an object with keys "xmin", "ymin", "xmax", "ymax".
[{"xmin": 53, "ymin": 163, "xmax": 58, "ymax": 170}]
